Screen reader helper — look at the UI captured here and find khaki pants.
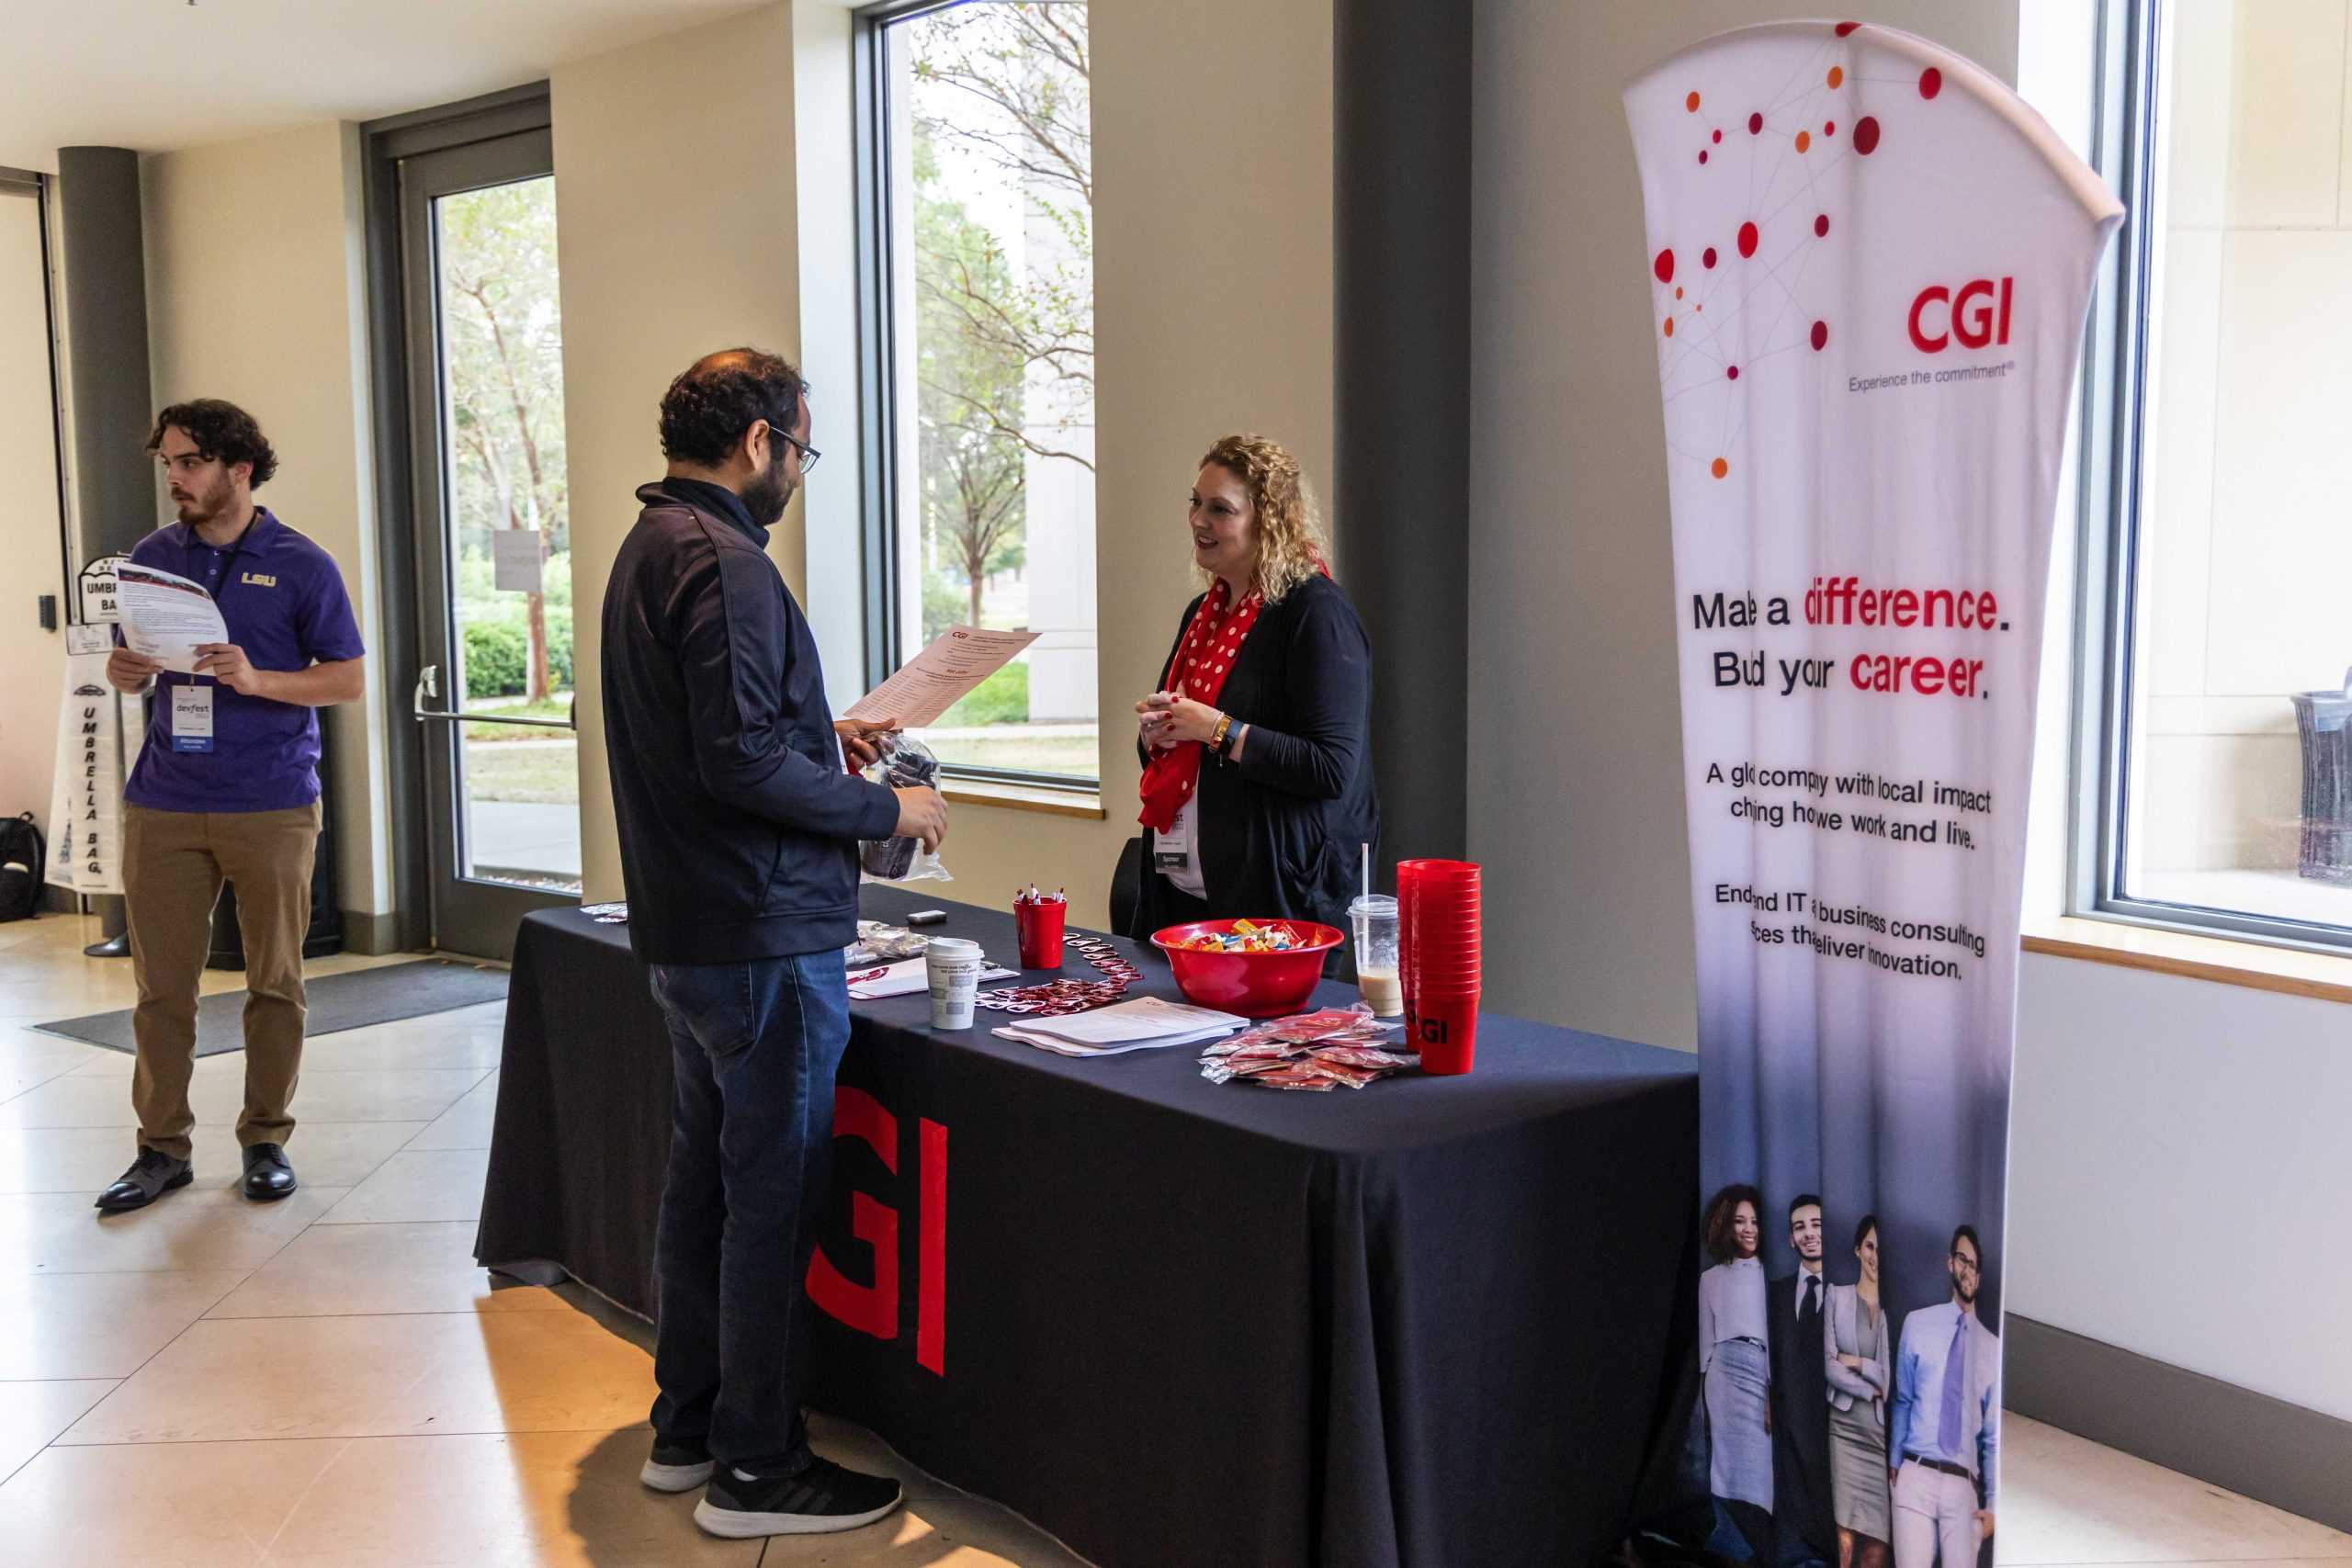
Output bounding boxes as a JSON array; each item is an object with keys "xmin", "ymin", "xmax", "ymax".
[
  {"xmin": 123, "ymin": 802, "xmax": 320, "ymax": 1162},
  {"xmin": 1893, "ymin": 1459, "xmax": 1983, "ymax": 1568}
]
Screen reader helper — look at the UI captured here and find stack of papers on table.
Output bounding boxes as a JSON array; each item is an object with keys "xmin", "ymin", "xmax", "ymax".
[
  {"xmin": 847, "ymin": 956, "xmax": 1016, "ymax": 999},
  {"xmin": 994, "ymin": 996, "xmax": 1247, "ymax": 1057}
]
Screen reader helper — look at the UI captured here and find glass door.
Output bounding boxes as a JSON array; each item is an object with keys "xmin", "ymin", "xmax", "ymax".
[{"xmin": 397, "ymin": 130, "xmax": 579, "ymax": 958}]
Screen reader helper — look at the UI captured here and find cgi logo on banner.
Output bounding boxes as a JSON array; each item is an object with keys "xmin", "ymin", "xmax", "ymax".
[
  {"xmin": 1628, "ymin": 20, "xmax": 2120, "ymax": 1564},
  {"xmin": 1909, "ymin": 277, "xmax": 2016, "ymax": 354}
]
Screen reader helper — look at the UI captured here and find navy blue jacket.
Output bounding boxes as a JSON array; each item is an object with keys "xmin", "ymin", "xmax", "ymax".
[
  {"xmin": 601, "ymin": 480, "xmax": 899, "ymax": 964},
  {"xmin": 1131, "ymin": 572, "xmax": 1381, "ymax": 951}
]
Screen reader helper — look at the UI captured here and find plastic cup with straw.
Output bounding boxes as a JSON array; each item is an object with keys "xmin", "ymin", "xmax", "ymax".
[{"xmin": 1349, "ymin": 841, "xmax": 1401, "ymax": 1018}]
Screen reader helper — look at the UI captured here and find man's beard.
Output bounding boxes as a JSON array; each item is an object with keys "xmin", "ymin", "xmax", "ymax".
[
  {"xmin": 741, "ymin": 449, "xmax": 797, "ymax": 529},
  {"xmin": 1954, "ymin": 1274, "xmax": 1977, "ymax": 1305},
  {"xmin": 175, "ymin": 474, "xmax": 233, "ymax": 525}
]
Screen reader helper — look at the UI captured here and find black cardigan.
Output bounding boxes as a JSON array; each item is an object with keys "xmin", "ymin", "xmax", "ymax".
[{"xmin": 1128, "ymin": 572, "xmax": 1382, "ymax": 951}]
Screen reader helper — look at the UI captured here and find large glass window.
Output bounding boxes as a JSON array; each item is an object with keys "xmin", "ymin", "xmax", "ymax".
[
  {"xmin": 437, "ymin": 175, "xmax": 579, "ymax": 896},
  {"xmin": 2087, "ymin": 0, "xmax": 2352, "ymax": 947},
  {"xmin": 865, "ymin": 0, "xmax": 1097, "ymax": 784}
]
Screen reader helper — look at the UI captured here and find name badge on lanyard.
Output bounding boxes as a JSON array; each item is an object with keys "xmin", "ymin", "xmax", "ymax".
[
  {"xmin": 1153, "ymin": 799, "xmax": 1193, "ymax": 871},
  {"xmin": 170, "ymin": 683, "xmax": 215, "ymax": 753}
]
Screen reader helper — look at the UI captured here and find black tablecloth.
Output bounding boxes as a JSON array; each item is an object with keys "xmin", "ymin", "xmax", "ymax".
[{"xmin": 479, "ymin": 887, "xmax": 1699, "ymax": 1568}]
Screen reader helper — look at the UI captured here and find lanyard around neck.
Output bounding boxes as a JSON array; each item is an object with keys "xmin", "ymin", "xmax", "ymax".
[{"xmin": 189, "ymin": 510, "xmax": 261, "ymax": 601}]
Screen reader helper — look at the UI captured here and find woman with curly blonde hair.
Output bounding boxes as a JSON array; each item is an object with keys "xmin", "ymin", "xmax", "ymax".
[{"xmin": 1132, "ymin": 434, "xmax": 1380, "ymax": 967}]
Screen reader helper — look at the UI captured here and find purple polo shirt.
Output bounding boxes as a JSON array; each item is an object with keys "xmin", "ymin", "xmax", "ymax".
[{"xmin": 122, "ymin": 507, "xmax": 367, "ymax": 814}]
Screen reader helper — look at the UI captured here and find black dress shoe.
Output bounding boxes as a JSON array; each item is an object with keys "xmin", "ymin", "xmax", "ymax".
[
  {"xmin": 241, "ymin": 1142, "xmax": 297, "ymax": 1201},
  {"xmin": 96, "ymin": 1148, "xmax": 193, "ymax": 1213}
]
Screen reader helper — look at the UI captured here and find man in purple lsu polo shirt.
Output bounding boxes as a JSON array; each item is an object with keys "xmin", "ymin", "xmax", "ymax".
[{"xmin": 96, "ymin": 400, "xmax": 367, "ymax": 1213}]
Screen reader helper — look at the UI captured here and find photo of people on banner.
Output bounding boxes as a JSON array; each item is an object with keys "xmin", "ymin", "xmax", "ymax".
[
  {"xmin": 1699, "ymin": 1188, "xmax": 1998, "ymax": 1568},
  {"xmin": 1623, "ymin": 19, "xmax": 2122, "ymax": 1568}
]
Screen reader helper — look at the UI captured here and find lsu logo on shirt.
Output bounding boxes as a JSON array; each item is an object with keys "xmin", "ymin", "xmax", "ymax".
[{"xmin": 240, "ymin": 571, "xmax": 277, "ymax": 588}]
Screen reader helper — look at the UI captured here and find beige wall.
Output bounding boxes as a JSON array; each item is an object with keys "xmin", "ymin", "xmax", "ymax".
[
  {"xmin": 140, "ymin": 123, "xmax": 394, "ymax": 921},
  {"xmin": 552, "ymin": 2, "xmax": 805, "ymax": 902},
  {"xmin": 0, "ymin": 186, "xmax": 68, "ymax": 852}
]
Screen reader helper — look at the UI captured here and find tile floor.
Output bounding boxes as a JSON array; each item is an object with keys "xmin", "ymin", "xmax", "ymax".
[{"xmin": 0, "ymin": 909, "xmax": 2344, "ymax": 1566}]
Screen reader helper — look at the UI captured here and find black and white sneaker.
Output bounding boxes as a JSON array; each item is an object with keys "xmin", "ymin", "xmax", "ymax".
[
  {"xmin": 694, "ymin": 1456, "xmax": 904, "ymax": 1538},
  {"xmin": 639, "ymin": 1436, "xmax": 715, "ymax": 1493}
]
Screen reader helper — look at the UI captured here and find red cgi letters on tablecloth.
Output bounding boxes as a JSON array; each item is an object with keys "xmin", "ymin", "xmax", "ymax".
[{"xmin": 805, "ymin": 1086, "xmax": 949, "ymax": 1376}]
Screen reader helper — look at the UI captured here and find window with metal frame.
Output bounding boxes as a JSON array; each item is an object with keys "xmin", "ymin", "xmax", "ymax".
[
  {"xmin": 854, "ymin": 0, "xmax": 1099, "ymax": 789},
  {"xmin": 2075, "ymin": 0, "xmax": 2352, "ymax": 952}
]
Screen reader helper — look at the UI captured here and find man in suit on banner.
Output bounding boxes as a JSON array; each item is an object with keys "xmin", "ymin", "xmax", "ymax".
[{"xmin": 1769, "ymin": 1194, "xmax": 1838, "ymax": 1566}]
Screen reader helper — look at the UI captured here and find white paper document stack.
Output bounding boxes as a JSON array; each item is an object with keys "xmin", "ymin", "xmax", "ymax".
[
  {"xmin": 993, "ymin": 995, "xmax": 1247, "ymax": 1058},
  {"xmin": 847, "ymin": 956, "xmax": 1016, "ymax": 999}
]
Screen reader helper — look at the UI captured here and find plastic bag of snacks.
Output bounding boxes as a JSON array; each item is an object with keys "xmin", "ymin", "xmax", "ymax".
[
  {"xmin": 1199, "ymin": 1004, "xmax": 1419, "ymax": 1089},
  {"xmin": 860, "ymin": 735, "xmax": 953, "ymax": 885},
  {"xmin": 846, "ymin": 920, "xmax": 931, "ymax": 966}
]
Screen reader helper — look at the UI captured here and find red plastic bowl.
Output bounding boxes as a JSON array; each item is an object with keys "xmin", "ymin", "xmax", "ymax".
[{"xmin": 1150, "ymin": 919, "xmax": 1345, "ymax": 1018}]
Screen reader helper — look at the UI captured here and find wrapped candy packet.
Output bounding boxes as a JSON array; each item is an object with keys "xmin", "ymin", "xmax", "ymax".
[{"xmin": 1198, "ymin": 1003, "xmax": 1419, "ymax": 1090}]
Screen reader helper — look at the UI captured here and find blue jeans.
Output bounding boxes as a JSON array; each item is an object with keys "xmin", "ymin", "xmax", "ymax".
[{"xmin": 646, "ymin": 950, "xmax": 851, "ymax": 1475}]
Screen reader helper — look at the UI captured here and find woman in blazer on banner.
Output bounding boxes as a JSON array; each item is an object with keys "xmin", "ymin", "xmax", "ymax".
[
  {"xmin": 1825, "ymin": 1213, "xmax": 1896, "ymax": 1568},
  {"xmin": 1129, "ymin": 434, "xmax": 1378, "ymax": 974}
]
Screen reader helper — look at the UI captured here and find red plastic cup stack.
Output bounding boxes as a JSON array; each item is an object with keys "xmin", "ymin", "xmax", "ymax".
[{"xmin": 1396, "ymin": 858, "xmax": 1481, "ymax": 1074}]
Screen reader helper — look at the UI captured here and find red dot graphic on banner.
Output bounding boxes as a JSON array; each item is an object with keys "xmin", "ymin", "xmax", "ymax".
[
  {"xmin": 1737, "ymin": 221, "xmax": 1758, "ymax": 258},
  {"xmin": 1711, "ymin": 457, "xmax": 1728, "ymax": 478},
  {"xmin": 1675, "ymin": 287, "xmax": 1683, "ymax": 299},
  {"xmin": 1654, "ymin": 248, "xmax": 1674, "ymax": 283},
  {"xmin": 1703, "ymin": 247, "xmax": 1718, "ymax": 268},
  {"xmin": 1825, "ymin": 120, "xmax": 1837, "ymax": 136},
  {"xmin": 1687, "ymin": 91, "xmax": 1702, "ymax": 112},
  {"xmin": 1726, "ymin": 365, "xmax": 1739, "ymax": 379},
  {"xmin": 1713, "ymin": 129, "xmax": 1723, "ymax": 144},
  {"xmin": 1810, "ymin": 321, "xmax": 1829, "ymax": 350},
  {"xmin": 1815, "ymin": 213, "xmax": 1830, "ymax": 237},
  {"xmin": 1836, "ymin": 21, "xmax": 1860, "ymax": 37},
  {"xmin": 1827, "ymin": 65, "xmax": 1844, "ymax": 88},
  {"xmin": 1699, "ymin": 150, "xmax": 1709, "ymax": 164},
  {"xmin": 1854, "ymin": 117, "xmax": 1882, "ymax": 154},
  {"xmin": 1748, "ymin": 112, "xmax": 1763, "ymax": 134},
  {"xmin": 1919, "ymin": 67, "xmax": 1942, "ymax": 99},
  {"xmin": 1664, "ymin": 317, "xmax": 1674, "ymax": 338},
  {"xmin": 1795, "ymin": 130, "xmax": 1812, "ymax": 152}
]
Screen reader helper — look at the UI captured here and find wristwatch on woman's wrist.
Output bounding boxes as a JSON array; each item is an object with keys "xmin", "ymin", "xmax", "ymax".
[{"xmin": 1209, "ymin": 712, "xmax": 1233, "ymax": 755}]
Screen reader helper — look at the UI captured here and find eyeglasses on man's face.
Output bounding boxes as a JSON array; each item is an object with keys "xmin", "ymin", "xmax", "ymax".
[{"xmin": 764, "ymin": 418, "xmax": 820, "ymax": 474}]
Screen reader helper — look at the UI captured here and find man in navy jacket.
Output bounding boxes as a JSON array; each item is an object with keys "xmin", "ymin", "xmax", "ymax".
[{"xmin": 603, "ymin": 348, "xmax": 945, "ymax": 1540}]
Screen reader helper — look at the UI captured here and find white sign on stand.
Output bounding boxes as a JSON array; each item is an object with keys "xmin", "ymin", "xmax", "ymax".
[
  {"xmin": 52, "ymin": 554, "xmax": 136, "ymax": 897},
  {"xmin": 46, "ymin": 655, "xmax": 127, "ymax": 897},
  {"xmin": 78, "ymin": 553, "xmax": 128, "ymax": 626}
]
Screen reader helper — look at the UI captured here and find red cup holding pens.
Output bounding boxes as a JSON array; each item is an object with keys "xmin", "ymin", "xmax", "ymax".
[{"xmin": 1015, "ymin": 891, "xmax": 1067, "ymax": 970}]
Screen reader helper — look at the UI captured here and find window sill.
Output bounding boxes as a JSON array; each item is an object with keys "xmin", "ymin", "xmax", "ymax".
[
  {"xmin": 939, "ymin": 778, "xmax": 1107, "ymax": 821},
  {"xmin": 2021, "ymin": 916, "xmax": 2352, "ymax": 1006}
]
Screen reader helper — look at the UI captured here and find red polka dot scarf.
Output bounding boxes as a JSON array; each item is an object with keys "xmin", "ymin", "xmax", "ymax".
[{"xmin": 1137, "ymin": 580, "xmax": 1264, "ymax": 832}]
